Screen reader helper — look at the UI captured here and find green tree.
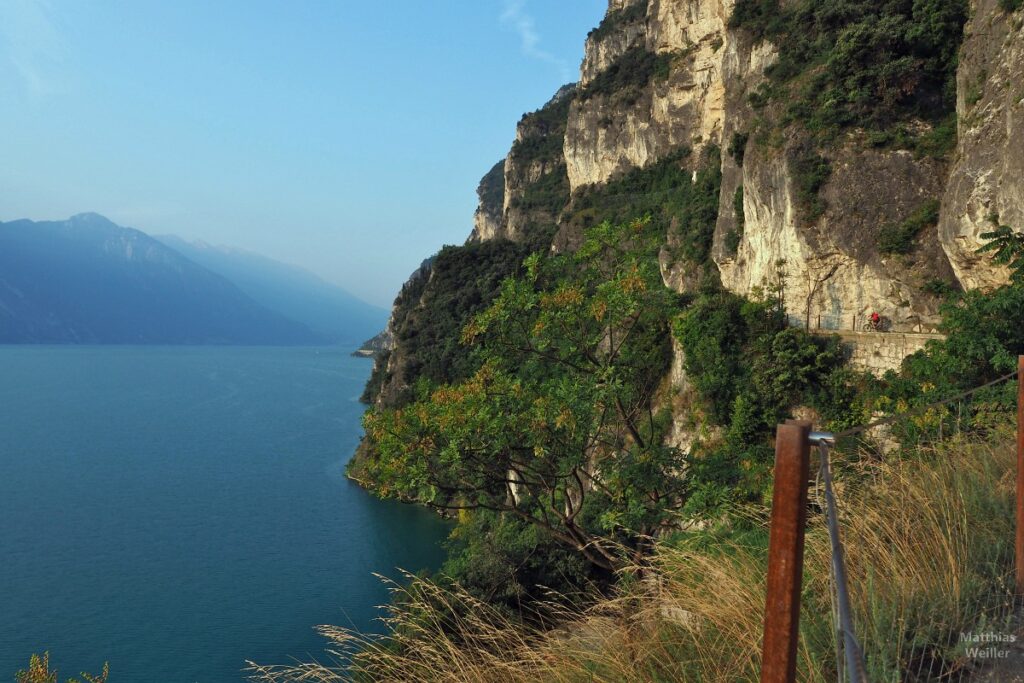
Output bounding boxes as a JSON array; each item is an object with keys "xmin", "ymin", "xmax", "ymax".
[
  {"xmin": 977, "ymin": 223, "xmax": 1024, "ymax": 284},
  {"xmin": 362, "ymin": 220, "xmax": 683, "ymax": 571}
]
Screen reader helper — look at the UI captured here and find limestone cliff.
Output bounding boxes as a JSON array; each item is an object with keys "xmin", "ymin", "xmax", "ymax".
[
  {"xmin": 362, "ymin": 0, "xmax": 1022, "ymax": 439},
  {"xmin": 939, "ymin": 0, "xmax": 1024, "ymax": 290},
  {"xmin": 473, "ymin": 0, "xmax": 1010, "ymax": 338}
]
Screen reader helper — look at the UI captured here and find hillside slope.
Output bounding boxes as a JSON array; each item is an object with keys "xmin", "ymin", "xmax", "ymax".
[
  {"xmin": 156, "ymin": 235, "xmax": 387, "ymax": 346},
  {"xmin": 0, "ymin": 213, "xmax": 320, "ymax": 345}
]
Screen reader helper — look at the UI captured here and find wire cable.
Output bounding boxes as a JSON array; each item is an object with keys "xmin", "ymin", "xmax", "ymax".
[
  {"xmin": 818, "ymin": 441, "xmax": 869, "ymax": 683},
  {"xmin": 832, "ymin": 369, "xmax": 1019, "ymax": 440}
]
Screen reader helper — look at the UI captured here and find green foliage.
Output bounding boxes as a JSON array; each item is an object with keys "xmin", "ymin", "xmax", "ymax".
[
  {"xmin": 977, "ymin": 222, "xmax": 1024, "ymax": 283},
  {"xmin": 922, "ymin": 277, "xmax": 957, "ymax": 298},
  {"xmin": 588, "ymin": 1, "xmax": 648, "ymax": 42},
  {"xmin": 362, "ymin": 219, "xmax": 682, "ymax": 571},
  {"xmin": 729, "ymin": 184, "xmax": 745, "ymax": 252},
  {"xmin": 359, "ymin": 349, "xmax": 392, "ymax": 404},
  {"xmin": 999, "ymin": 0, "xmax": 1023, "ymax": 12},
  {"xmin": 790, "ymin": 147, "xmax": 831, "ymax": 223},
  {"xmin": 578, "ymin": 47, "xmax": 674, "ymax": 105},
  {"xmin": 866, "ymin": 113, "xmax": 957, "ymax": 158},
  {"xmin": 861, "ymin": 281, "xmax": 1024, "ymax": 445},
  {"xmin": 509, "ymin": 94, "xmax": 574, "ymax": 168},
  {"xmin": 15, "ymin": 653, "xmax": 108, "ymax": 683},
  {"xmin": 569, "ymin": 146, "xmax": 723, "ymax": 265},
  {"xmin": 673, "ymin": 289, "xmax": 848, "ymax": 515},
  {"xmin": 728, "ymin": 131, "xmax": 749, "ymax": 166},
  {"xmin": 731, "ymin": 0, "xmax": 968, "ymax": 145},
  {"xmin": 877, "ymin": 198, "xmax": 941, "ymax": 254},
  {"xmin": 912, "ymin": 112, "xmax": 958, "ymax": 158},
  {"xmin": 510, "ymin": 164, "xmax": 571, "ymax": 226},
  {"xmin": 477, "ymin": 161, "xmax": 505, "ymax": 213},
  {"xmin": 440, "ymin": 510, "xmax": 595, "ymax": 615},
  {"xmin": 366, "ymin": 241, "xmax": 533, "ymax": 408}
]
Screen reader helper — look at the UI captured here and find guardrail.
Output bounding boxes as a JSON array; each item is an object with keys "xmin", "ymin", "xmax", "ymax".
[{"xmin": 759, "ymin": 355, "xmax": 1024, "ymax": 683}]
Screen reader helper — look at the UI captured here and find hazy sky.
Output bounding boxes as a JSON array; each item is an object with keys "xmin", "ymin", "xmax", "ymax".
[{"xmin": 0, "ymin": 0, "xmax": 606, "ymax": 307}]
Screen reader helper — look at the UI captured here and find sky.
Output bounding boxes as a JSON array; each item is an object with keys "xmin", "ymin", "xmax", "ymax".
[{"xmin": 0, "ymin": 0, "xmax": 607, "ymax": 307}]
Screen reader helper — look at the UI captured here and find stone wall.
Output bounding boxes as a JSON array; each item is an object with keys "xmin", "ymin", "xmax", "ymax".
[{"xmin": 816, "ymin": 330, "xmax": 944, "ymax": 375}]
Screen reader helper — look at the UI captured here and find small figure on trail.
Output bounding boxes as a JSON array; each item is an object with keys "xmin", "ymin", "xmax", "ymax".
[{"xmin": 869, "ymin": 311, "xmax": 881, "ymax": 331}]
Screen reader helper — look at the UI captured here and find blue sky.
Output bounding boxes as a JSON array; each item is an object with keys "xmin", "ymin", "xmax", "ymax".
[{"xmin": 0, "ymin": 0, "xmax": 606, "ymax": 307}]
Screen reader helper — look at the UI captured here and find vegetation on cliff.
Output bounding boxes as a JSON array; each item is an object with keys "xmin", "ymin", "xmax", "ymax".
[
  {"xmin": 252, "ymin": 427, "xmax": 1018, "ymax": 682},
  {"xmin": 329, "ymin": 1, "xmax": 1024, "ymax": 679},
  {"xmin": 566, "ymin": 146, "xmax": 722, "ymax": 265},
  {"xmin": 578, "ymin": 47, "xmax": 674, "ymax": 105},
  {"xmin": 732, "ymin": 0, "xmax": 969, "ymax": 221},
  {"xmin": 359, "ymin": 240, "xmax": 532, "ymax": 408},
  {"xmin": 731, "ymin": 0, "xmax": 968, "ymax": 140},
  {"xmin": 361, "ymin": 219, "xmax": 681, "ymax": 574},
  {"xmin": 587, "ymin": 0, "xmax": 648, "ymax": 43}
]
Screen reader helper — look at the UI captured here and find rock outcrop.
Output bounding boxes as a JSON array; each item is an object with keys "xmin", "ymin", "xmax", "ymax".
[
  {"xmin": 939, "ymin": 0, "xmax": 1024, "ymax": 290},
  {"xmin": 364, "ymin": 0, "xmax": 1023, "ymax": 448}
]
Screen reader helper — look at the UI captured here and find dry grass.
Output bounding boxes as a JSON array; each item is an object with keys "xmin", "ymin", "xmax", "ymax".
[{"xmin": 248, "ymin": 424, "xmax": 1019, "ymax": 682}]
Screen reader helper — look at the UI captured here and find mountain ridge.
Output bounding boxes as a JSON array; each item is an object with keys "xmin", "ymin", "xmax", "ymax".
[
  {"xmin": 0, "ymin": 213, "xmax": 323, "ymax": 345},
  {"xmin": 154, "ymin": 234, "xmax": 387, "ymax": 346}
]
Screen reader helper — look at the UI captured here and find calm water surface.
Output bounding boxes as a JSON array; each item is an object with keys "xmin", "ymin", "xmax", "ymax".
[{"xmin": 0, "ymin": 346, "xmax": 450, "ymax": 682}]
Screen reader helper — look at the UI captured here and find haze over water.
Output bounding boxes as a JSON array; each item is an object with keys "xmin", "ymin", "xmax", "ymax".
[{"xmin": 0, "ymin": 346, "xmax": 450, "ymax": 682}]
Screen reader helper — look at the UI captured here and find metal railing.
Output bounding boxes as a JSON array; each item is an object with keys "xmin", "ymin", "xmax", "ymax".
[{"xmin": 759, "ymin": 356, "xmax": 1024, "ymax": 683}]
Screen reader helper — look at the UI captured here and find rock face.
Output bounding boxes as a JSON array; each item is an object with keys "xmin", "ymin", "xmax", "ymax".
[
  {"xmin": 566, "ymin": 0, "xmax": 729, "ymax": 191},
  {"xmin": 470, "ymin": 161, "xmax": 506, "ymax": 242},
  {"xmin": 366, "ymin": 0, "xmax": 1024, "ymax": 434},
  {"xmin": 939, "ymin": 0, "xmax": 1024, "ymax": 290},
  {"xmin": 717, "ymin": 142, "xmax": 954, "ymax": 334}
]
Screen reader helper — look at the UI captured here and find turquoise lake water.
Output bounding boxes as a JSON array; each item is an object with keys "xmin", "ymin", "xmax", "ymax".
[{"xmin": 0, "ymin": 346, "xmax": 451, "ymax": 682}]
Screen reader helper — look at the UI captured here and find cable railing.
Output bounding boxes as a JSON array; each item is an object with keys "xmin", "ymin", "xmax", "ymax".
[{"xmin": 759, "ymin": 356, "xmax": 1024, "ymax": 683}]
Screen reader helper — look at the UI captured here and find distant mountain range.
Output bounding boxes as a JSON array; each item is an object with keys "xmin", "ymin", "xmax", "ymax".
[
  {"xmin": 0, "ymin": 213, "xmax": 386, "ymax": 346},
  {"xmin": 155, "ymin": 235, "xmax": 386, "ymax": 345}
]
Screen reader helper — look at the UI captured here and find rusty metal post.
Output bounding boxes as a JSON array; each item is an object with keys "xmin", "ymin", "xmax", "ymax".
[
  {"xmin": 1016, "ymin": 356, "xmax": 1024, "ymax": 595},
  {"xmin": 760, "ymin": 421, "xmax": 811, "ymax": 683}
]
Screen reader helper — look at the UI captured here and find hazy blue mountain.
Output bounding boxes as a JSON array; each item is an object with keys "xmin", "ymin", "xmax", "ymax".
[
  {"xmin": 0, "ymin": 213, "xmax": 321, "ymax": 344},
  {"xmin": 156, "ymin": 235, "xmax": 387, "ymax": 346}
]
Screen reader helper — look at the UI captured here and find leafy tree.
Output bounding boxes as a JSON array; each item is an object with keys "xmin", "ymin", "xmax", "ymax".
[
  {"xmin": 362, "ymin": 220, "xmax": 683, "ymax": 571},
  {"xmin": 674, "ymin": 289, "xmax": 847, "ymax": 514},
  {"xmin": 977, "ymin": 223, "xmax": 1024, "ymax": 284},
  {"xmin": 440, "ymin": 509, "xmax": 593, "ymax": 615}
]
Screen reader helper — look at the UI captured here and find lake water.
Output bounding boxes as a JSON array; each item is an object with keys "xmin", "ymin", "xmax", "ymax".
[{"xmin": 0, "ymin": 346, "xmax": 450, "ymax": 682}]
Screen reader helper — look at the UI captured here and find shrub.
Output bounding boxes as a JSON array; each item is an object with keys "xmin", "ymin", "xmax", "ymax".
[
  {"xmin": 730, "ymin": 0, "xmax": 968, "ymax": 147},
  {"xmin": 587, "ymin": 0, "xmax": 648, "ymax": 42},
  {"xmin": 578, "ymin": 47, "xmax": 674, "ymax": 104},
  {"xmin": 15, "ymin": 653, "xmax": 108, "ymax": 683},
  {"xmin": 877, "ymin": 199, "xmax": 941, "ymax": 254},
  {"xmin": 922, "ymin": 278, "xmax": 956, "ymax": 298},
  {"xmin": 728, "ymin": 131, "xmax": 749, "ymax": 166},
  {"xmin": 790, "ymin": 147, "xmax": 831, "ymax": 223}
]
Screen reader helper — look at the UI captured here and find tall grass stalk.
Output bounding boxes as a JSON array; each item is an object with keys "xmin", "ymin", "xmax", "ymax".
[{"xmin": 248, "ymin": 426, "xmax": 1018, "ymax": 682}]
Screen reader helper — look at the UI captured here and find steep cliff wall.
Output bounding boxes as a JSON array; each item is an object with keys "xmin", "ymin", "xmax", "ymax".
[
  {"xmin": 469, "ymin": 161, "xmax": 506, "ymax": 243},
  {"xmin": 364, "ymin": 0, "xmax": 1022, "ymax": 440},
  {"xmin": 939, "ymin": 0, "xmax": 1024, "ymax": 290},
  {"xmin": 565, "ymin": 0, "xmax": 729, "ymax": 191}
]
